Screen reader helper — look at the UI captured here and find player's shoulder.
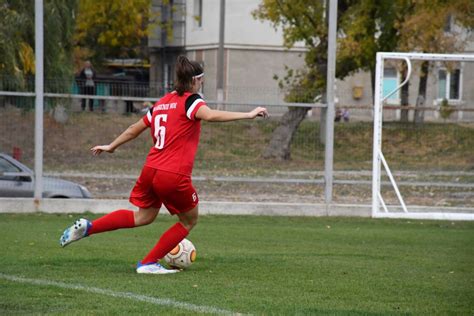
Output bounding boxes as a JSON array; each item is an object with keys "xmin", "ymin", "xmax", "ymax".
[
  {"xmin": 185, "ymin": 93, "xmax": 202, "ymax": 104},
  {"xmin": 185, "ymin": 93, "xmax": 205, "ymax": 109}
]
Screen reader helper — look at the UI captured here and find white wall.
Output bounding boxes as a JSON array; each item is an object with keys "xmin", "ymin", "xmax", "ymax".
[
  {"xmin": 185, "ymin": 0, "xmax": 305, "ymax": 50},
  {"xmin": 185, "ymin": 0, "xmax": 220, "ymax": 47}
]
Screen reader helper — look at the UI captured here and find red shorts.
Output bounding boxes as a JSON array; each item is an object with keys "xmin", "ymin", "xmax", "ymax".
[{"xmin": 129, "ymin": 166, "xmax": 199, "ymax": 215}]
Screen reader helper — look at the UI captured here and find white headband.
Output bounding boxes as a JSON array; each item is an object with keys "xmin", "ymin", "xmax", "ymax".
[{"xmin": 193, "ymin": 73, "xmax": 204, "ymax": 79}]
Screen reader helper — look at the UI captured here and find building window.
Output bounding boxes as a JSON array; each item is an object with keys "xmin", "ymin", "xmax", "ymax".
[
  {"xmin": 438, "ymin": 69, "xmax": 461, "ymax": 100},
  {"xmin": 193, "ymin": 0, "xmax": 202, "ymax": 28},
  {"xmin": 382, "ymin": 67, "xmax": 399, "ymax": 103}
]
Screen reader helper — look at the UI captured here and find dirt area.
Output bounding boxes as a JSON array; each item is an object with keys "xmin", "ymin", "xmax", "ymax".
[{"xmin": 1, "ymin": 106, "xmax": 473, "ymax": 208}]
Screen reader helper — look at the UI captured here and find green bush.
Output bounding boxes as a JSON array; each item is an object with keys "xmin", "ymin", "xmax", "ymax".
[{"xmin": 439, "ymin": 98, "xmax": 454, "ymax": 120}]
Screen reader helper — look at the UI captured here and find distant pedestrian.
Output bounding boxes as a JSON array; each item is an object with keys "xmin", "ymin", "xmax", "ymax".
[
  {"xmin": 140, "ymin": 101, "xmax": 153, "ymax": 114},
  {"xmin": 335, "ymin": 108, "xmax": 350, "ymax": 122},
  {"xmin": 78, "ymin": 61, "xmax": 96, "ymax": 111},
  {"xmin": 335, "ymin": 108, "xmax": 342, "ymax": 122},
  {"xmin": 342, "ymin": 108, "xmax": 350, "ymax": 122}
]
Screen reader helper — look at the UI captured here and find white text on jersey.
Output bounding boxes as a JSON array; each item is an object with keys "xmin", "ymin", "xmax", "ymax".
[{"xmin": 154, "ymin": 103, "xmax": 177, "ymax": 111}]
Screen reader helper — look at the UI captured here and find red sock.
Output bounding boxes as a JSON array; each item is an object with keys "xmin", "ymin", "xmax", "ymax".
[
  {"xmin": 141, "ymin": 222, "xmax": 189, "ymax": 264},
  {"xmin": 88, "ymin": 209, "xmax": 135, "ymax": 235}
]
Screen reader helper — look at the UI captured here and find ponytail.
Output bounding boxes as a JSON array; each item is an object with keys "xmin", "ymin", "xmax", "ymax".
[{"xmin": 174, "ymin": 55, "xmax": 204, "ymax": 96}]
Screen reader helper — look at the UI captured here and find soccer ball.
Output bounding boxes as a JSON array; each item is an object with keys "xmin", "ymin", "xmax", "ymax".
[{"xmin": 164, "ymin": 238, "xmax": 196, "ymax": 269}]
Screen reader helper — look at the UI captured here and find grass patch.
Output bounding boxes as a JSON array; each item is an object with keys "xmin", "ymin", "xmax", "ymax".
[{"xmin": 1, "ymin": 213, "xmax": 473, "ymax": 314}]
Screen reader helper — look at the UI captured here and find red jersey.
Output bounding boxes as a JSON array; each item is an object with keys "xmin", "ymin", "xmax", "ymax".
[{"xmin": 142, "ymin": 91, "xmax": 206, "ymax": 176}]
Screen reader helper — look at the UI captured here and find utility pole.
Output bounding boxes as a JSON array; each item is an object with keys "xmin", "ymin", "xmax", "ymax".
[
  {"xmin": 217, "ymin": 0, "xmax": 225, "ymax": 109},
  {"xmin": 34, "ymin": 0, "xmax": 44, "ymax": 201},
  {"xmin": 324, "ymin": 0, "xmax": 338, "ymax": 206}
]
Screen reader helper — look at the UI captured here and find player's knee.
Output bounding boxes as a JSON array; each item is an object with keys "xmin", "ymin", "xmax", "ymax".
[
  {"xmin": 139, "ymin": 216, "xmax": 155, "ymax": 226},
  {"xmin": 181, "ymin": 218, "xmax": 197, "ymax": 231},
  {"xmin": 134, "ymin": 209, "xmax": 158, "ymax": 226}
]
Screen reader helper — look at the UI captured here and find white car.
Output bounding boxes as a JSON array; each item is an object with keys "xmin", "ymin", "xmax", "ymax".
[{"xmin": 0, "ymin": 153, "xmax": 92, "ymax": 198}]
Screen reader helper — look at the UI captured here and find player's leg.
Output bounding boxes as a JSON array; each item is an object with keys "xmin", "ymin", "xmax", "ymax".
[
  {"xmin": 89, "ymin": 206, "xmax": 160, "ymax": 234},
  {"xmin": 59, "ymin": 207, "xmax": 159, "ymax": 247},
  {"xmin": 136, "ymin": 205, "xmax": 197, "ymax": 274},
  {"xmin": 177, "ymin": 204, "xmax": 199, "ymax": 231},
  {"xmin": 139, "ymin": 206, "xmax": 196, "ymax": 265},
  {"xmin": 136, "ymin": 170, "xmax": 198, "ymax": 274},
  {"xmin": 134, "ymin": 207, "xmax": 160, "ymax": 226},
  {"xmin": 89, "ymin": 165, "xmax": 161, "ymax": 234},
  {"xmin": 60, "ymin": 167, "xmax": 160, "ymax": 247}
]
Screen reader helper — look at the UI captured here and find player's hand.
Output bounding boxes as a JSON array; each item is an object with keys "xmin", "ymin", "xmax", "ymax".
[
  {"xmin": 90, "ymin": 145, "xmax": 114, "ymax": 156},
  {"xmin": 249, "ymin": 107, "xmax": 269, "ymax": 119}
]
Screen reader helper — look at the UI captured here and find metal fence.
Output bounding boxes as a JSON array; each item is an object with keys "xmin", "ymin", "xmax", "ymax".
[{"xmin": 1, "ymin": 79, "xmax": 473, "ymax": 209}]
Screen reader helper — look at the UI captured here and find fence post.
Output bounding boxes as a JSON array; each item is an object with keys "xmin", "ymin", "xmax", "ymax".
[
  {"xmin": 217, "ymin": 0, "xmax": 226, "ymax": 110},
  {"xmin": 34, "ymin": 0, "xmax": 44, "ymax": 200},
  {"xmin": 324, "ymin": 0, "xmax": 338, "ymax": 206}
]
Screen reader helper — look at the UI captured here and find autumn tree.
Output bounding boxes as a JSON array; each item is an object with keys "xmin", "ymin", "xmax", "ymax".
[
  {"xmin": 396, "ymin": 0, "xmax": 474, "ymax": 124},
  {"xmin": 0, "ymin": 0, "xmax": 77, "ymax": 92},
  {"xmin": 338, "ymin": 0, "xmax": 414, "ymax": 122},
  {"xmin": 254, "ymin": 0, "xmax": 473, "ymax": 160},
  {"xmin": 253, "ymin": 0, "xmax": 329, "ymax": 160},
  {"xmin": 74, "ymin": 0, "xmax": 159, "ymax": 66},
  {"xmin": 0, "ymin": 1, "xmax": 33, "ymax": 89},
  {"xmin": 337, "ymin": 0, "xmax": 410, "ymax": 93},
  {"xmin": 253, "ymin": 0, "xmax": 404, "ymax": 160}
]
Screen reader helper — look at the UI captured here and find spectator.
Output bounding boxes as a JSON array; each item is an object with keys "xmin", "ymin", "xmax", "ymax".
[
  {"xmin": 123, "ymin": 80, "xmax": 136, "ymax": 114},
  {"xmin": 125, "ymin": 100, "xmax": 135, "ymax": 114},
  {"xmin": 335, "ymin": 108, "xmax": 350, "ymax": 122},
  {"xmin": 342, "ymin": 108, "xmax": 350, "ymax": 122},
  {"xmin": 335, "ymin": 108, "xmax": 342, "ymax": 122},
  {"xmin": 140, "ymin": 101, "xmax": 153, "ymax": 114},
  {"xmin": 78, "ymin": 61, "xmax": 96, "ymax": 111}
]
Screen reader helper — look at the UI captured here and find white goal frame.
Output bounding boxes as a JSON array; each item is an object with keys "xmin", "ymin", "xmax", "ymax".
[{"xmin": 372, "ymin": 52, "xmax": 474, "ymax": 221}]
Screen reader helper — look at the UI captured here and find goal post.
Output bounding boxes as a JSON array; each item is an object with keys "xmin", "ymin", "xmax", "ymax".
[{"xmin": 372, "ymin": 52, "xmax": 474, "ymax": 221}]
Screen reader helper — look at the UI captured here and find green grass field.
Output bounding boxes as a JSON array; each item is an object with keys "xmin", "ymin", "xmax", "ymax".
[{"xmin": 1, "ymin": 213, "xmax": 473, "ymax": 315}]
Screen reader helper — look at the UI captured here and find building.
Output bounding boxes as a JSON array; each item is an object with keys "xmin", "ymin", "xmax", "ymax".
[
  {"xmin": 336, "ymin": 25, "xmax": 474, "ymax": 122},
  {"xmin": 149, "ymin": 1, "xmax": 474, "ymax": 121},
  {"xmin": 149, "ymin": 0, "xmax": 306, "ymax": 104}
]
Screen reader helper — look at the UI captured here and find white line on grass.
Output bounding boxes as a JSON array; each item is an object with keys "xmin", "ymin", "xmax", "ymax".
[{"xmin": 0, "ymin": 273, "xmax": 246, "ymax": 315}]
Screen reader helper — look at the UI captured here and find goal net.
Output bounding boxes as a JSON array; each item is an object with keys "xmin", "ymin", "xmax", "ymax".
[{"xmin": 372, "ymin": 52, "xmax": 474, "ymax": 221}]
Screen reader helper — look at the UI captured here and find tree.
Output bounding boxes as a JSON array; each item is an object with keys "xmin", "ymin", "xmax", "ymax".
[
  {"xmin": 337, "ymin": 0, "xmax": 409, "ymax": 94},
  {"xmin": 254, "ymin": 0, "xmax": 473, "ymax": 160},
  {"xmin": 338, "ymin": 0, "xmax": 414, "ymax": 123},
  {"xmin": 0, "ymin": 1, "xmax": 33, "ymax": 89},
  {"xmin": 396, "ymin": 0, "xmax": 474, "ymax": 124},
  {"xmin": 253, "ymin": 0, "xmax": 406, "ymax": 160},
  {"xmin": 0, "ymin": 0, "xmax": 77, "ymax": 93},
  {"xmin": 74, "ymin": 0, "xmax": 159, "ymax": 65},
  {"xmin": 253, "ymin": 0, "xmax": 328, "ymax": 160}
]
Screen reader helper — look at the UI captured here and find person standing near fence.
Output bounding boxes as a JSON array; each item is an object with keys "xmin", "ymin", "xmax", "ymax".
[
  {"xmin": 78, "ymin": 60, "xmax": 96, "ymax": 111},
  {"xmin": 59, "ymin": 55, "xmax": 268, "ymax": 274}
]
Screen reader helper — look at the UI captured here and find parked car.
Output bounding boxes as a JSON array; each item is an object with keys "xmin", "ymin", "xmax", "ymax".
[{"xmin": 0, "ymin": 153, "xmax": 92, "ymax": 198}]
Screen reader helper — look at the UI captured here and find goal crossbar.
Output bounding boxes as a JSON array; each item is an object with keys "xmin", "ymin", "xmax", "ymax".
[{"xmin": 372, "ymin": 52, "xmax": 474, "ymax": 221}]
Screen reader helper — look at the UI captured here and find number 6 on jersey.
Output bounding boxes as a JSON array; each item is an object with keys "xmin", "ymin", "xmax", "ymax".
[{"xmin": 154, "ymin": 114, "xmax": 167, "ymax": 149}]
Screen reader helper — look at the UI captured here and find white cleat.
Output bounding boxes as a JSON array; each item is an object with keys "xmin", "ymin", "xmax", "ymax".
[
  {"xmin": 59, "ymin": 218, "xmax": 91, "ymax": 247},
  {"xmin": 136, "ymin": 262, "xmax": 179, "ymax": 274}
]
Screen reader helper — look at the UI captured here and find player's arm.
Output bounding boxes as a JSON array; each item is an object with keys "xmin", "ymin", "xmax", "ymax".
[
  {"xmin": 195, "ymin": 105, "xmax": 268, "ymax": 122},
  {"xmin": 90, "ymin": 119, "xmax": 148, "ymax": 155}
]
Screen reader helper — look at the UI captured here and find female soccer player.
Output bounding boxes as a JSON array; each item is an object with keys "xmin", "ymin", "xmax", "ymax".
[{"xmin": 59, "ymin": 55, "xmax": 268, "ymax": 274}]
